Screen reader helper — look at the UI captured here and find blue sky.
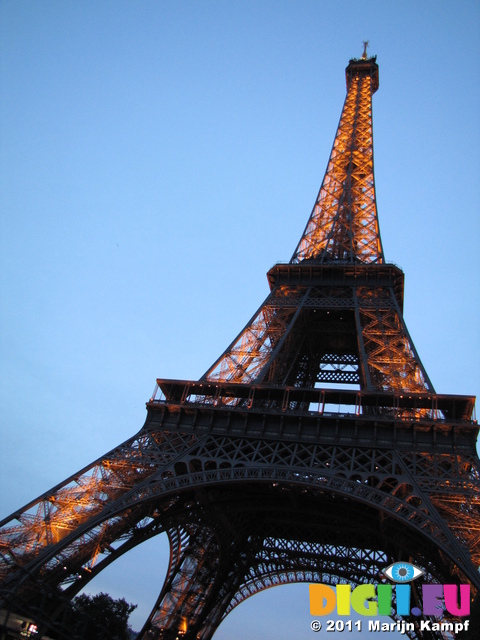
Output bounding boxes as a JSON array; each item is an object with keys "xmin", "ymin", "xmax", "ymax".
[{"xmin": 1, "ymin": 1, "xmax": 479, "ymax": 636}]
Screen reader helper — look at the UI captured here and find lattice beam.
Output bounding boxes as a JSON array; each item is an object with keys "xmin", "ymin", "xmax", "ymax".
[
  {"xmin": 0, "ymin": 54, "xmax": 477, "ymax": 640},
  {"xmin": 291, "ymin": 57, "xmax": 383, "ymax": 265}
]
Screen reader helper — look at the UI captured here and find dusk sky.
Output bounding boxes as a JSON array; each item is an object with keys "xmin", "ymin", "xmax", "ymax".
[{"xmin": 1, "ymin": 1, "xmax": 479, "ymax": 637}]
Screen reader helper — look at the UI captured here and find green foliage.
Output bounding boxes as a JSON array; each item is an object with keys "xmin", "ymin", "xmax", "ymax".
[{"xmin": 69, "ymin": 592, "xmax": 137, "ymax": 640}]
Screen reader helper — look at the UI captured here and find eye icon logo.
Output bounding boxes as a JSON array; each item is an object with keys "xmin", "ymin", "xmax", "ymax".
[{"xmin": 384, "ymin": 562, "xmax": 424, "ymax": 583}]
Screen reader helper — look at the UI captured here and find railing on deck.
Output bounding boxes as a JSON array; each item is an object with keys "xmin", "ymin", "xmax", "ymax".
[{"xmin": 149, "ymin": 379, "xmax": 477, "ymax": 425}]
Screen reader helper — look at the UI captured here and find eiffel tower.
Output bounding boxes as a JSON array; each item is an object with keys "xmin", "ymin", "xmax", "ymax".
[{"xmin": 0, "ymin": 51, "xmax": 479, "ymax": 640}]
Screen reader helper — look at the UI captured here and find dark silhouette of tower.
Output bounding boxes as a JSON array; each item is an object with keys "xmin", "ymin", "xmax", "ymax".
[{"xmin": 0, "ymin": 53, "xmax": 478, "ymax": 640}]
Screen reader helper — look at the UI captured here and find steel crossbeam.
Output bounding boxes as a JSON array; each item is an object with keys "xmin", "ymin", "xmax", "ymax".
[{"xmin": 0, "ymin": 54, "xmax": 478, "ymax": 640}]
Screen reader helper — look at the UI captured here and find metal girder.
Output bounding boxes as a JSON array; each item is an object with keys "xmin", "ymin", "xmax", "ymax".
[
  {"xmin": 0, "ymin": 398, "xmax": 478, "ymax": 638},
  {"xmin": 291, "ymin": 57, "xmax": 383, "ymax": 265},
  {"xmin": 200, "ymin": 261, "xmax": 424, "ymax": 390},
  {"xmin": 0, "ymin": 54, "xmax": 478, "ymax": 640}
]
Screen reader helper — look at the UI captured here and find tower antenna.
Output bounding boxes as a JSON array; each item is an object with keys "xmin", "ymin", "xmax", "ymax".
[{"xmin": 362, "ymin": 40, "xmax": 369, "ymax": 59}]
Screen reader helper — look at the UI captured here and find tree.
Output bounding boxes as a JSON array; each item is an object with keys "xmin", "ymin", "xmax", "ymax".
[{"xmin": 69, "ymin": 592, "xmax": 137, "ymax": 640}]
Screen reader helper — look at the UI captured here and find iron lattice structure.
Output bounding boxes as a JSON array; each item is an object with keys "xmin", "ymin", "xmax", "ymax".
[{"xmin": 0, "ymin": 55, "xmax": 478, "ymax": 640}]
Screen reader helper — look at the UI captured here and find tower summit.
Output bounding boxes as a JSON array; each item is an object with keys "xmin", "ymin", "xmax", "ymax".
[
  {"xmin": 292, "ymin": 54, "xmax": 381, "ymax": 265},
  {"xmin": 0, "ymin": 55, "xmax": 478, "ymax": 640}
]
